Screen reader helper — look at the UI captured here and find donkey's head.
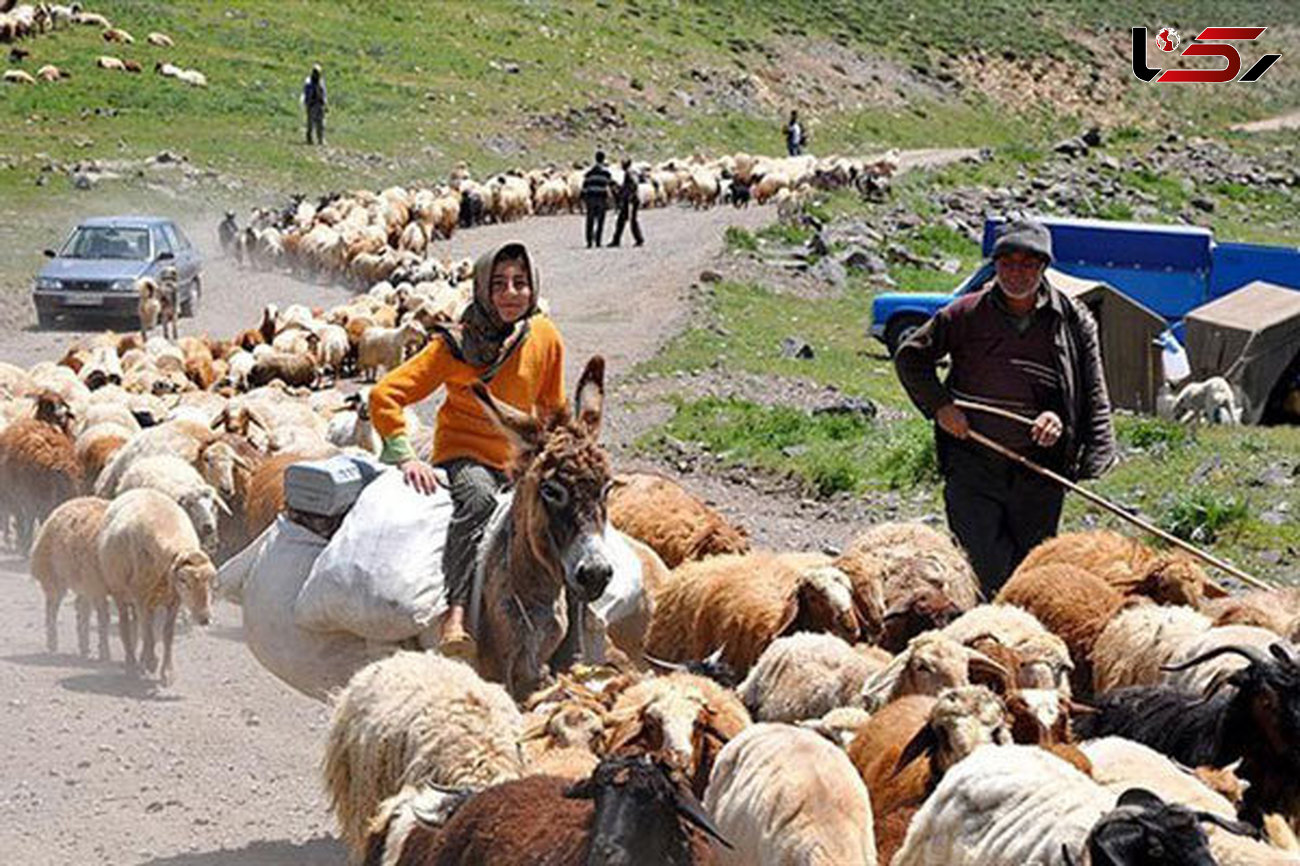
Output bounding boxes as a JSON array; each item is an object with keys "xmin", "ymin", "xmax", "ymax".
[{"xmin": 473, "ymin": 356, "xmax": 614, "ymax": 603}]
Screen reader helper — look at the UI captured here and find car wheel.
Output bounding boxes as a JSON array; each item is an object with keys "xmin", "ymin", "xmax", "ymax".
[
  {"xmin": 885, "ymin": 314, "xmax": 928, "ymax": 357},
  {"xmin": 181, "ymin": 279, "xmax": 199, "ymax": 317}
]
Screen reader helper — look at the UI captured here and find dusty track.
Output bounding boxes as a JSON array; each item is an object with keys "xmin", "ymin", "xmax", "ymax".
[{"xmin": 0, "ymin": 149, "xmax": 975, "ymax": 865}]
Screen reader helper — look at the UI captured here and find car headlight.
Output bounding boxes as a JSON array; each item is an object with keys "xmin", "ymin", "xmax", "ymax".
[
  {"xmin": 35, "ymin": 277, "xmax": 62, "ymax": 291},
  {"xmin": 111, "ymin": 279, "xmax": 136, "ymax": 292}
]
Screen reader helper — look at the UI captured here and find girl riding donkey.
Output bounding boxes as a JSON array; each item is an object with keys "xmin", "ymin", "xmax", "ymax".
[{"xmin": 370, "ymin": 242, "xmax": 564, "ymax": 661}]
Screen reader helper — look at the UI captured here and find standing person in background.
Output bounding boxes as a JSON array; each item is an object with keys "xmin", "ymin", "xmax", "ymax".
[
  {"xmin": 610, "ymin": 157, "xmax": 644, "ymax": 248},
  {"xmin": 783, "ymin": 109, "xmax": 805, "ymax": 157},
  {"xmin": 302, "ymin": 64, "xmax": 327, "ymax": 145},
  {"xmin": 581, "ymin": 150, "xmax": 613, "ymax": 248}
]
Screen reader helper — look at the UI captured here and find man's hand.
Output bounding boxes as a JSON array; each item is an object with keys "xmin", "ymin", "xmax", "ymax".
[
  {"xmin": 1030, "ymin": 411, "xmax": 1063, "ymax": 448},
  {"xmin": 400, "ymin": 459, "xmax": 440, "ymax": 495},
  {"xmin": 935, "ymin": 404, "xmax": 970, "ymax": 439}
]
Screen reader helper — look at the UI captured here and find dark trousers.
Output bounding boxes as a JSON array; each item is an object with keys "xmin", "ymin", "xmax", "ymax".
[
  {"xmin": 585, "ymin": 203, "xmax": 606, "ymax": 248},
  {"xmin": 942, "ymin": 444, "xmax": 1065, "ymax": 597},
  {"xmin": 438, "ymin": 459, "xmax": 507, "ymax": 607},
  {"xmin": 611, "ymin": 202, "xmax": 643, "ymax": 246},
  {"xmin": 306, "ymin": 106, "xmax": 325, "ymax": 144}
]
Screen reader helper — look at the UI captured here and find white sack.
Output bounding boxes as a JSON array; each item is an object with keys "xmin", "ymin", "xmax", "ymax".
[
  {"xmin": 213, "ymin": 521, "xmax": 275, "ymax": 605},
  {"xmin": 242, "ymin": 516, "xmax": 395, "ymax": 701},
  {"xmin": 295, "ymin": 468, "xmax": 453, "ymax": 642}
]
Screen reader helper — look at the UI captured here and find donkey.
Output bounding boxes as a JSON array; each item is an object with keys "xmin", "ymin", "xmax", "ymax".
[{"xmin": 470, "ymin": 355, "xmax": 616, "ymax": 700}]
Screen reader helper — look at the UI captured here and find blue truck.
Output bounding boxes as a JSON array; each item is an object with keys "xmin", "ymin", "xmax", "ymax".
[{"xmin": 869, "ymin": 216, "xmax": 1300, "ymax": 355}]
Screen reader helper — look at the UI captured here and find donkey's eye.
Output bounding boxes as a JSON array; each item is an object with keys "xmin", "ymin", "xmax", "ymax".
[{"xmin": 540, "ymin": 479, "xmax": 569, "ymax": 508}]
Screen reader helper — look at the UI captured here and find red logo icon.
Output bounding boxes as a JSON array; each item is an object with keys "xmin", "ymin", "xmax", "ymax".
[
  {"xmin": 1132, "ymin": 26, "xmax": 1281, "ymax": 83},
  {"xmin": 1155, "ymin": 27, "xmax": 1180, "ymax": 52}
]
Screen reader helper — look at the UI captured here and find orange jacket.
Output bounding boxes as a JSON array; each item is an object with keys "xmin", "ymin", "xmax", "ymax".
[{"xmin": 370, "ymin": 315, "xmax": 565, "ymax": 470}]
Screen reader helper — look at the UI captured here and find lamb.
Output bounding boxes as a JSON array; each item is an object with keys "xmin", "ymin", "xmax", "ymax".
[
  {"xmin": 859, "ymin": 631, "xmax": 1004, "ymax": 712},
  {"xmin": 1162, "ymin": 375, "xmax": 1244, "ymax": 424},
  {"xmin": 0, "ymin": 390, "xmax": 82, "ymax": 552},
  {"xmin": 146, "ymin": 31, "xmax": 173, "ymax": 46},
  {"xmin": 323, "ymin": 651, "xmax": 524, "ymax": 863},
  {"xmin": 356, "ymin": 320, "xmax": 426, "ymax": 382},
  {"xmin": 607, "ymin": 472, "xmax": 749, "ymax": 568},
  {"xmin": 892, "ymin": 744, "xmax": 1241, "ymax": 866},
  {"xmin": 1091, "ymin": 603, "xmax": 1212, "ymax": 692},
  {"xmin": 30, "ymin": 496, "xmax": 112, "ymax": 659},
  {"xmin": 939, "ymin": 604, "xmax": 1075, "ymax": 695},
  {"xmin": 995, "ymin": 563, "xmax": 1127, "ymax": 697},
  {"xmin": 97, "ymin": 488, "xmax": 214, "ymax": 685},
  {"xmin": 114, "ymin": 455, "xmax": 228, "ymax": 554},
  {"xmin": 705, "ymin": 723, "xmax": 877, "ymax": 866},
  {"xmin": 96, "ymin": 55, "xmax": 126, "ymax": 71},
  {"xmin": 247, "ymin": 351, "xmax": 318, "ymax": 390},
  {"xmin": 645, "ymin": 551, "xmax": 859, "ymax": 678},
  {"xmin": 1016, "ymin": 529, "xmax": 1220, "ymax": 608},
  {"xmin": 738, "ymin": 632, "xmax": 881, "ymax": 723},
  {"xmin": 101, "ymin": 25, "xmax": 132, "ymax": 42}
]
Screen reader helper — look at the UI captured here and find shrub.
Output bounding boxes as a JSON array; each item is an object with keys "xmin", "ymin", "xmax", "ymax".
[{"xmin": 1159, "ymin": 489, "xmax": 1249, "ymax": 544}]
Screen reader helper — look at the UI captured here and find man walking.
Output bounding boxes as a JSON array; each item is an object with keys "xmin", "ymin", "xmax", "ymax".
[
  {"xmin": 894, "ymin": 218, "xmax": 1116, "ymax": 594},
  {"xmin": 581, "ymin": 150, "xmax": 613, "ymax": 248},
  {"xmin": 303, "ymin": 64, "xmax": 327, "ymax": 145},
  {"xmin": 610, "ymin": 157, "xmax": 644, "ymax": 248},
  {"xmin": 783, "ymin": 109, "xmax": 805, "ymax": 157}
]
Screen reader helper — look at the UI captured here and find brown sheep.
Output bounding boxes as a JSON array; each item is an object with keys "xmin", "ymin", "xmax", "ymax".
[
  {"xmin": 607, "ymin": 472, "xmax": 749, "ymax": 568},
  {"xmin": 178, "ymin": 336, "xmax": 216, "ymax": 390},
  {"xmin": 996, "ymin": 564, "xmax": 1128, "ymax": 697},
  {"xmin": 240, "ymin": 451, "xmax": 306, "ymax": 545},
  {"xmin": 0, "ymin": 391, "xmax": 82, "ymax": 552},
  {"xmin": 839, "ymin": 521, "xmax": 980, "ymax": 608},
  {"xmin": 1015, "ymin": 529, "xmax": 1224, "ymax": 608},
  {"xmin": 1203, "ymin": 587, "xmax": 1300, "ymax": 636},
  {"xmin": 247, "ymin": 352, "xmax": 318, "ymax": 390},
  {"xmin": 78, "ymin": 433, "xmax": 127, "ymax": 489},
  {"xmin": 645, "ymin": 551, "xmax": 859, "ymax": 678},
  {"xmin": 30, "ymin": 497, "xmax": 112, "ymax": 659}
]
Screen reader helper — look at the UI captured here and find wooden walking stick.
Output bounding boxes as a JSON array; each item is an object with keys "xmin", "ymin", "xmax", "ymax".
[{"xmin": 952, "ymin": 399, "xmax": 1276, "ymax": 592}]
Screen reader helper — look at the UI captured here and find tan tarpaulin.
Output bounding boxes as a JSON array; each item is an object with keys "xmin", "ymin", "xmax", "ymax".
[
  {"xmin": 1183, "ymin": 281, "xmax": 1300, "ymax": 424},
  {"xmin": 1052, "ymin": 273, "xmax": 1167, "ymax": 413}
]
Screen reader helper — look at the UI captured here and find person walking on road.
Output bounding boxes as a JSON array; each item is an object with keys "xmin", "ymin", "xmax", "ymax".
[
  {"xmin": 581, "ymin": 150, "xmax": 613, "ymax": 248},
  {"xmin": 302, "ymin": 64, "xmax": 327, "ymax": 145},
  {"xmin": 783, "ymin": 109, "xmax": 806, "ymax": 157},
  {"xmin": 610, "ymin": 157, "xmax": 644, "ymax": 248},
  {"xmin": 894, "ymin": 218, "xmax": 1116, "ymax": 595}
]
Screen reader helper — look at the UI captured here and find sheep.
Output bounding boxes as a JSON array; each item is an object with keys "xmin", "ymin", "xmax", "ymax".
[
  {"xmin": 1161, "ymin": 625, "xmax": 1286, "ymax": 695},
  {"xmin": 97, "ymin": 488, "xmax": 214, "ymax": 685},
  {"xmin": 604, "ymin": 671, "xmax": 751, "ymax": 798},
  {"xmin": 315, "ymin": 323, "xmax": 350, "ymax": 382},
  {"xmin": 705, "ymin": 723, "xmax": 877, "ymax": 866},
  {"xmin": 35, "ymin": 64, "xmax": 66, "ymax": 81},
  {"xmin": 995, "ymin": 563, "xmax": 1128, "ymax": 697},
  {"xmin": 101, "ymin": 25, "xmax": 132, "ymax": 42},
  {"xmin": 940, "ymin": 604, "xmax": 1075, "ymax": 695},
  {"xmin": 146, "ymin": 30, "xmax": 172, "ymax": 46},
  {"xmin": 518, "ymin": 695, "xmax": 606, "ymax": 781},
  {"xmin": 1016, "ymin": 529, "xmax": 1220, "ymax": 608},
  {"xmin": 356, "ymin": 320, "xmax": 426, "ymax": 382},
  {"xmin": 3, "ymin": 68, "xmax": 36, "ymax": 84},
  {"xmin": 368, "ymin": 754, "xmax": 726, "ymax": 866},
  {"xmin": 326, "ymin": 391, "xmax": 380, "ymax": 453},
  {"xmin": 1091, "ymin": 603, "xmax": 1213, "ymax": 692},
  {"xmin": 645, "ymin": 551, "xmax": 859, "ymax": 678},
  {"xmin": 1077, "ymin": 641, "xmax": 1300, "ymax": 828},
  {"xmin": 93, "ymin": 418, "xmax": 217, "ymax": 497},
  {"xmin": 74, "ymin": 422, "xmax": 130, "ymax": 487},
  {"xmin": 0, "ymin": 391, "xmax": 82, "ymax": 552},
  {"xmin": 796, "ymin": 706, "xmax": 873, "ymax": 750},
  {"xmin": 859, "ymin": 631, "xmax": 1004, "ymax": 712},
  {"xmin": 175, "ymin": 67, "xmax": 206, "ymax": 87},
  {"xmin": 1161, "ymin": 375, "xmax": 1244, "ymax": 424},
  {"xmin": 892, "ymin": 744, "xmax": 1242, "ymax": 866},
  {"xmin": 114, "ymin": 455, "xmax": 228, "ymax": 554},
  {"xmin": 738, "ymin": 632, "xmax": 881, "ymax": 723},
  {"xmin": 1205, "ymin": 587, "xmax": 1300, "ymax": 636},
  {"xmin": 96, "ymin": 55, "xmax": 126, "ymax": 71},
  {"xmin": 323, "ymin": 651, "xmax": 525, "ymax": 863},
  {"xmin": 247, "ymin": 351, "xmax": 318, "ymax": 390},
  {"xmin": 607, "ymin": 472, "xmax": 749, "ymax": 568},
  {"xmin": 1082, "ymin": 737, "xmax": 1300, "ymax": 864},
  {"xmin": 839, "ymin": 521, "xmax": 980, "ymax": 608},
  {"xmin": 30, "ymin": 497, "xmax": 112, "ymax": 659}
]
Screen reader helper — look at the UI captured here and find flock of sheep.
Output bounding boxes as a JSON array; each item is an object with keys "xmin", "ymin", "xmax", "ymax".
[
  {"xmin": 1, "ymin": 3, "xmax": 205, "ymax": 87},
  {"xmin": 230, "ymin": 148, "xmax": 899, "ymax": 288},
  {"xmin": 3, "ymin": 267, "xmax": 1299, "ymax": 862}
]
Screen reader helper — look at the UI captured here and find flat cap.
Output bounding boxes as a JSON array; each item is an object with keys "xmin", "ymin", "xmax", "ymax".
[{"xmin": 993, "ymin": 218, "xmax": 1053, "ymax": 262}]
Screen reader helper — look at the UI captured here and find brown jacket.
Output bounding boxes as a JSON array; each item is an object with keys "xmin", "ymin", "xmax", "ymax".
[{"xmin": 895, "ymin": 278, "xmax": 1116, "ymax": 481}]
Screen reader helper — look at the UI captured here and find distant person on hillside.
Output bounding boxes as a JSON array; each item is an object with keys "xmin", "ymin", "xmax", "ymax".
[
  {"xmin": 783, "ymin": 109, "xmax": 806, "ymax": 157},
  {"xmin": 581, "ymin": 150, "xmax": 613, "ymax": 248},
  {"xmin": 302, "ymin": 64, "xmax": 327, "ymax": 145},
  {"xmin": 610, "ymin": 157, "xmax": 644, "ymax": 248}
]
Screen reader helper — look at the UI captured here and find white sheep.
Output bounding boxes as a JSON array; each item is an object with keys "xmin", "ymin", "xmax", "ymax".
[
  {"xmin": 94, "ymin": 418, "xmax": 216, "ymax": 498},
  {"xmin": 323, "ymin": 651, "xmax": 524, "ymax": 862},
  {"xmin": 1164, "ymin": 375, "xmax": 1244, "ymax": 425},
  {"xmin": 1091, "ymin": 604, "xmax": 1213, "ymax": 692},
  {"xmin": 705, "ymin": 723, "xmax": 877, "ymax": 866},
  {"xmin": 738, "ymin": 632, "xmax": 881, "ymax": 723},
  {"xmin": 114, "ymin": 454, "xmax": 229, "ymax": 554},
  {"xmin": 97, "ymin": 488, "xmax": 215, "ymax": 685},
  {"xmin": 175, "ymin": 68, "xmax": 207, "ymax": 87},
  {"xmin": 357, "ymin": 320, "xmax": 426, "ymax": 382},
  {"xmin": 940, "ymin": 603, "xmax": 1074, "ymax": 695},
  {"xmin": 31, "ymin": 497, "xmax": 113, "ymax": 659}
]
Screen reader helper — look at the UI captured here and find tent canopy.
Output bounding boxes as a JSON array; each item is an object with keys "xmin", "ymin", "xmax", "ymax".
[{"xmin": 1183, "ymin": 281, "xmax": 1300, "ymax": 423}]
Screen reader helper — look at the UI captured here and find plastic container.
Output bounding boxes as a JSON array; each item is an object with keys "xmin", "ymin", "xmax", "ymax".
[{"xmin": 283, "ymin": 453, "xmax": 386, "ymax": 517}]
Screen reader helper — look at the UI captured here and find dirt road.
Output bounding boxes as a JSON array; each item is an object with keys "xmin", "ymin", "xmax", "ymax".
[{"xmin": 0, "ymin": 149, "xmax": 976, "ymax": 865}]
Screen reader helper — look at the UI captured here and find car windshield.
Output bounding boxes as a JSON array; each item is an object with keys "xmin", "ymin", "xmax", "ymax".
[{"xmin": 59, "ymin": 226, "xmax": 152, "ymax": 260}]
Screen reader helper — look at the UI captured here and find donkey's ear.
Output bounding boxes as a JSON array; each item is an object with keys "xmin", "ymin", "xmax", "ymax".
[
  {"xmin": 472, "ymin": 382, "xmax": 542, "ymax": 454},
  {"xmin": 574, "ymin": 356, "xmax": 605, "ymax": 437}
]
